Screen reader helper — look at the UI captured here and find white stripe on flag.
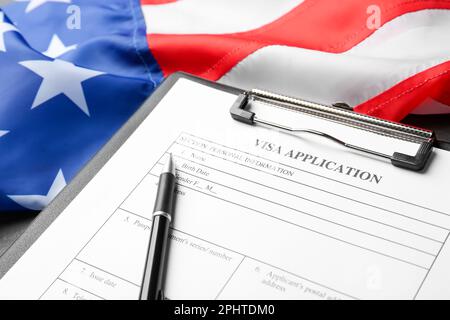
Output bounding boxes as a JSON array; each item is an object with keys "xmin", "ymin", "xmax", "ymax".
[
  {"xmin": 142, "ymin": 0, "xmax": 303, "ymax": 34},
  {"xmin": 348, "ymin": 9, "xmax": 450, "ymax": 60},
  {"xmin": 411, "ymin": 99, "xmax": 450, "ymax": 115}
]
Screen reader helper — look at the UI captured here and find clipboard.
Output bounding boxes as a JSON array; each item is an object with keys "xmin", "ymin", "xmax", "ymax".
[{"xmin": 0, "ymin": 72, "xmax": 439, "ymax": 280}]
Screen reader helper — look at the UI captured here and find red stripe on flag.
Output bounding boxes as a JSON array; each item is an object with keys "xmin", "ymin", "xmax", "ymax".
[
  {"xmin": 147, "ymin": 35, "xmax": 264, "ymax": 81},
  {"xmin": 434, "ymin": 85, "xmax": 450, "ymax": 106},
  {"xmin": 354, "ymin": 61, "xmax": 450, "ymax": 121},
  {"xmin": 146, "ymin": 0, "xmax": 450, "ymax": 79}
]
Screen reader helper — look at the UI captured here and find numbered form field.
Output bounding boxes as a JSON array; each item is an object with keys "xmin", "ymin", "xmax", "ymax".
[
  {"xmin": 41, "ymin": 132, "xmax": 450, "ymax": 300},
  {"xmin": 122, "ymin": 132, "xmax": 450, "ymax": 299}
]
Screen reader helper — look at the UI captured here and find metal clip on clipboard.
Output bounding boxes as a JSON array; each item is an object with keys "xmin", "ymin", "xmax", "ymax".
[{"xmin": 230, "ymin": 89, "xmax": 435, "ymax": 171}]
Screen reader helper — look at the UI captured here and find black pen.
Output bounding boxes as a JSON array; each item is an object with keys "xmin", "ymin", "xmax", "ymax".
[{"xmin": 140, "ymin": 154, "xmax": 176, "ymax": 300}]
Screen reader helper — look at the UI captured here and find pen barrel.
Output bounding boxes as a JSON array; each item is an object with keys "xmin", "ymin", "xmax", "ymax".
[
  {"xmin": 140, "ymin": 172, "xmax": 176, "ymax": 300},
  {"xmin": 153, "ymin": 172, "xmax": 176, "ymax": 214},
  {"xmin": 139, "ymin": 216, "xmax": 170, "ymax": 300}
]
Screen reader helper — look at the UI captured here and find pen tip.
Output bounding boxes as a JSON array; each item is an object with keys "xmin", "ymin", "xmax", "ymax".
[{"xmin": 162, "ymin": 153, "xmax": 176, "ymax": 175}]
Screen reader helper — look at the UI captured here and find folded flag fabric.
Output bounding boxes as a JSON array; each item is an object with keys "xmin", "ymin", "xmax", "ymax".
[
  {"xmin": 0, "ymin": 0, "xmax": 449, "ymax": 212},
  {"xmin": 0, "ymin": 0, "xmax": 163, "ymax": 212}
]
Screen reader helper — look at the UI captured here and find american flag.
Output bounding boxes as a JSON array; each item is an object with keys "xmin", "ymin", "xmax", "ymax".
[{"xmin": 0, "ymin": 0, "xmax": 449, "ymax": 212}]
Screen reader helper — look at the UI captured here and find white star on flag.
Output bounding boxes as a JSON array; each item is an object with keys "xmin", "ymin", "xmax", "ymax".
[
  {"xmin": 7, "ymin": 169, "xmax": 67, "ymax": 211},
  {"xmin": 0, "ymin": 12, "xmax": 18, "ymax": 52},
  {"xmin": 43, "ymin": 34, "xmax": 77, "ymax": 58},
  {"xmin": 19, "ymin": 59, "xmax": 105, "ymax": 116},
  {"xmin": 0, "ymin": 130, "xmax": 8, "ymax": 138},
  {"xmin": 15, "ymin": 0, "xmax": 71, "ymax": 13}
]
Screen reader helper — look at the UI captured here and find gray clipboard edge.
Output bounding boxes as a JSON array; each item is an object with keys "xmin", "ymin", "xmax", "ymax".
[{"xmin": 0, "ymin": 72, "xmax": 242, "ymax": 279}]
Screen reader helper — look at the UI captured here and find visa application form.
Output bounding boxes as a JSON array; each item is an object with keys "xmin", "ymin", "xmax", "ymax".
[{"xmin": 1, "ymin": 78, "xmax": 450, "ymax": 300}]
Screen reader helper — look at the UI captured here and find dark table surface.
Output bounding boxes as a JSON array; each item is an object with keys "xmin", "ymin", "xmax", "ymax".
[{"xmin": 1, "ymin": 114, "xmax": 450, "ymax": 259}]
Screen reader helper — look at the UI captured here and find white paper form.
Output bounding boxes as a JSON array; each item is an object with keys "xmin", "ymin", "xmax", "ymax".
[{"xmin": 1, "ymin": 78, "xmax": 450, "ymax": 300}]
